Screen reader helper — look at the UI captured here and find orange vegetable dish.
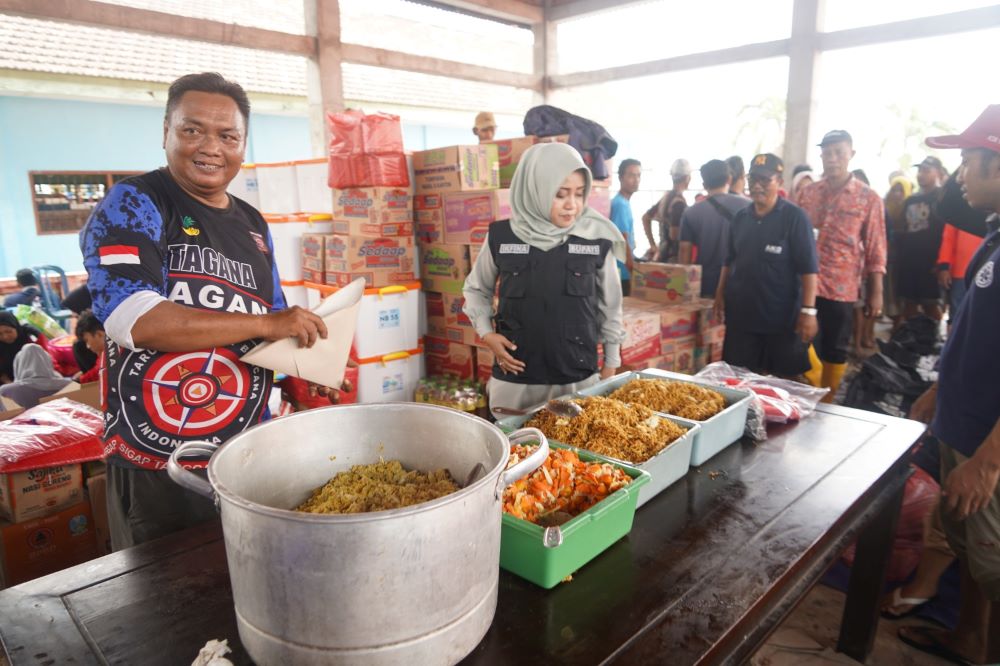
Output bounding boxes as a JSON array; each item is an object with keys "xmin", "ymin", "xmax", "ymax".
[{"xmin": 502, "ymin": 444, "xmax": 631, "ymax": 524}]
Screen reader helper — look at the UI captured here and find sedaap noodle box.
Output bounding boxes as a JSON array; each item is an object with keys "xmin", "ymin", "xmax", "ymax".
[{"xmin": 324, "ymin": 235, "xmax": 416, "ymax": 288}]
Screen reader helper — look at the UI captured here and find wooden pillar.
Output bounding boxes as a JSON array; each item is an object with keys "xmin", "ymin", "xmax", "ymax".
[
  {"xmin": 783, "ymin": 0, "xmax": 824, "ymax": 169},
  {"xmin": 304, "ymin": 0, "xmax": 345, "ymax": 157},
  {"xmin": 532, "ymin": 0, "xmax": 556, "ymax": 105}
]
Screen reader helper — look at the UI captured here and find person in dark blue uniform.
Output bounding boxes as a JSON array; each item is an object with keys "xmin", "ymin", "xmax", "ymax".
[
  {"xmin": 898, "ymin": 106, "xmax": 1000, "ymax": 666},
  {"xmin": 713, "ymin": 154, "xmax": 818, "ymax": 378},
  {"xmin": 463, "ymin": 142, "xmax": 626, "ymax": 416}
]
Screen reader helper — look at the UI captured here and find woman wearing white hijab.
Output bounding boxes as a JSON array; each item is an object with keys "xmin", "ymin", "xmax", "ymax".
[
  {"xmin": 463, "ymin": 142, "xmax": 627, "ymax": 415},
  {"xmin": 0, "ymin": 343, "xmax": 72, "ymax": 408}
]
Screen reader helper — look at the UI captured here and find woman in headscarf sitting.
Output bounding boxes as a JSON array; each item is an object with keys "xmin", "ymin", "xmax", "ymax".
[
  {"xmin": 463, "ymin": 142, "xmax": 626, "ymax": 416},
  {"xmin": 0, "ymin": 310, "xmax": 46, "ymax": 384},
  {"xmin": 0, "ymin": 343, "xmax": 72, "ymax": 408}
]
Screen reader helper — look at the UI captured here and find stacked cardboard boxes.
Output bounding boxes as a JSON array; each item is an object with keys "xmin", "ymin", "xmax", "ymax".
[
  {"xmin": 616, "ymin": 261, "xmax": 726, "ymax": 375},
  {"xmin": 415, "ymin": 144, "xmax": 499, "ymax": 384}
]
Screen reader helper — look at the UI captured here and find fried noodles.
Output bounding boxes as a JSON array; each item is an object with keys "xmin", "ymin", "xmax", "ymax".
[{"xmin": 608, "ymin": 378, "xmax": 725, "ymax": 421}]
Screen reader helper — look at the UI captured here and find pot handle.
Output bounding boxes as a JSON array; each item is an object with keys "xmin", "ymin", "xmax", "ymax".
[
  {"xmin": 167, "ymin": 440, "xmax": 219, "ymax": 500},
  {"xmin": 496, "ymin": 428, "xmax": 549, "ymax": 498}
]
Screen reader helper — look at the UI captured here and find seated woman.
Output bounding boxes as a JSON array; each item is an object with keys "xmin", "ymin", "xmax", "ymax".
[
  {"xmin": 0, "ymin": 343, "xmax": 72, "ymax": 408},
  {"xmin": 0, "ymin": 310, "xmax": 46, "ymax": 384},
  {"xmin": 462, "ymin": 142, "xmax": 626, "ymax": 415}
]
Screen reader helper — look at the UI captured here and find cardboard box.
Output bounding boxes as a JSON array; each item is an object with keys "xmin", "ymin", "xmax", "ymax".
[
  {"xmin": 621, "ymin": 335, "xmax": 661, "ymax": 366},
  {"xmin": 424, "ymin": 336, "xmax": 475, "ymax": 380},
  {"xmin": 444, "ymin": 191, "xmax": 498, "ymax": 246},
  {"xmin": 486, "ymin": 135, "xmax": 570, "ymax": 188},
  {"xmin": 415, "ymin": 194, "xmax": 446, "ymax": 246},
  {"xmin": 476, "ymin": 347, "xmax": 494, "ymax": 384},
  {"xmin": 652, "ymin": 303, "xmax": 701, "ymax": 340},
  {"xmin": 301, "ymin": 233, "xmax": 331, "ymax": 284},
  {"xmin": 659, "ymin": 335, "xmax": 698, "ymax": 374},
  {"xmin": 330, "ymin": 218, "xmax": 415, "ymax": 238},
  {"xmin": 699, "ymin": 324, "xmax": 726, "ymax": 346},
  {"xmin": 621, "ymin": 306, "xmax": 661, "ymax": 348},
  {"xmin": 332, "ymin": 187, "xmax": 413, "ymax": 225},
  {"xmin": 412, "ymin": 145, "xmax": 499, "ymax": 194},
  {"xmin": 416, "ymin": 191, "xmax": 500, "ymax": 246},
  {"xmin": 632, "ymin": 262, "xmax": 702, "ymax": 303},
  {"xmin": 697, "ymin": 299, "xmax": 722, "ymax": 331},
  {"xmin": 0, "ymin": 500, "xmax": 98, "ymax": 588},
  {"xmin": 419, "ymin": 244, "xmax": 471, "ymax": 294},
  {"xmin": 324, "ymin": 235, "xmax": 417, "ymax": 288},
  {"xmin": 86, "ymin": 473, "xmax": 110, "ymax": 556},
  {"xmin": 0, "ymin": 465, "xmax": 85, "ymax": 524},
  {"xmin": 39, "ymin": 382, "xmax": 101, "ymax": 410},
  {"xmin": 495, "ymin": 189, "xmax": 511, "ymax": 220},
  {"xmin": 427, "ymin": 292, "xmax": 483, "ymax": 346}
]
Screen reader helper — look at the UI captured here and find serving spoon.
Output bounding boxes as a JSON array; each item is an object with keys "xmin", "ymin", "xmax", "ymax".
[{"xmin": 492, "ymin": 398, "xmax": 584, "ymax": 419}]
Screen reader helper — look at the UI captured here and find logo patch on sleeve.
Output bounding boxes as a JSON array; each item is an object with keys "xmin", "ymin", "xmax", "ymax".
[
  {"xmin": 249, "ymin": 231, "xmax": 269, "ymax": 254},
  {"xmin": 99, "ymin": 245, "xmax": 141, "ymax": 265},
  {"xmin": 976, "ymin": 260, "xmax": 994, "ymax": 289},
  {"xmin": 499, "ymin": 243, "xmax": 530, "ymax": 254},
  {"xmin": 568, "ymin": 243, "xmax": 600, "ymax": 255}
]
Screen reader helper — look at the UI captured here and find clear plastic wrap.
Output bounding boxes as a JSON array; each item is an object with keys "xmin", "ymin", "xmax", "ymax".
[
  {"xmin": 694, "ymin": 361, "xmax": 829, "ymax": 425},
  {"xmin": 361, "ymin": 112, "xmax": 404, "ymax": 154},
  {"xmin": 0, "ymin": 398, "xmax": 103, "ymax": 469},
  {"xmin": 326, "ymin": 110, "xmax": 364, "ymax": 156}
]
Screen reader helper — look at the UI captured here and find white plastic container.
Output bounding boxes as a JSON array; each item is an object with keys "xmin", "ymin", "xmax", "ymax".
[
  {"xmin": 295, "ymin": 158, "xmax": 334, "ymax": 214},
  {"xmin": 265, "ymin": 213, "xmax": 334, "ymax": 283},
  {"xmin": 356, "ymin": 347, "xmax": 425, "ymax": 403},
  {"xmin": 256, "ymin": 161, "xmax": 300, "ymax": 214},
  {"xmin": 352, "ymin": 283, "xmax": 421, "ymax": 359},
  {"xmin": 228, "ymin": 164, "xmax": 260, "ymax": 209},
  {"xmin": 281, "ymin": 283, "xmax": 308, "ymax": 309}
]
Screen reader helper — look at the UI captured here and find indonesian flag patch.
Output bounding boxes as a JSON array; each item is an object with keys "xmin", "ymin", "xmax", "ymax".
[{"xmin": 99, "ymin": 245, "xmax": 141, "ymax": 266}]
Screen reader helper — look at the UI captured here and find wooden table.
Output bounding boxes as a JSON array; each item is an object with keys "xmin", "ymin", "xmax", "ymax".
[{"xmin": 0, "ymin": 404, "xmax": 923, "ymax": 665}]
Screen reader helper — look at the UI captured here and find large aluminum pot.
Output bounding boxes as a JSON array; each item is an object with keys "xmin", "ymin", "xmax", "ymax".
[{"xmin": 167, "ymin": 403, "xmax": 547, "ymax": 666}]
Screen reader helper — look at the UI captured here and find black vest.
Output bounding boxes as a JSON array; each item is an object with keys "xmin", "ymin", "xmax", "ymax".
[{"xmin": 488, "ymin": 220, "xmax": 611, "ymax": 385}]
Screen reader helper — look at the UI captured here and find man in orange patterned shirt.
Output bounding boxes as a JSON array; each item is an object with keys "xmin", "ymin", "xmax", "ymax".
[{"xmin": 797, "ymin": 130, "xmax": 887, "ymax": 399}]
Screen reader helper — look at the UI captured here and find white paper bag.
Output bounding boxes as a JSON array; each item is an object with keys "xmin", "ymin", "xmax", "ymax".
[{"xmin": 241, "ymin": 278, "xmax": 364, "ymax": 388}]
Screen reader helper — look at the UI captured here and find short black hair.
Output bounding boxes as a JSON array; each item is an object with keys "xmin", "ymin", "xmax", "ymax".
[
  {"xmin": 700, "ymin": 159, "xmax": 731, "ymax": 189},
  {"xmin": 618, "ymin": 158, "xmax": 641, "ymax": 178},
  {"xmin": 165, "ymin": 72, "xmax": 251, "ymax": 127},
  {"xmin": 75, "ymin": 309, "xmax": 104, "ymax": 338},
  {"xmin": 852, "ymin": 168, "xmax": 870, "ymax": 186},
  {"xmin": 15, "ymin": 268, "xmax": 37, "ymax": 287},
  {"xmin": 726, "ymin": 156, "xmax": 745, "ymax": 180},
  {"xmin": 792, "ymin": 164, "xmax": 813, "ymax": 177}
]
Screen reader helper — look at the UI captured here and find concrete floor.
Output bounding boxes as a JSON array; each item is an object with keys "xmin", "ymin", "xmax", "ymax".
[{"xmin": 753, "ymin": 583, "xmax": 954, "ymax": 666}]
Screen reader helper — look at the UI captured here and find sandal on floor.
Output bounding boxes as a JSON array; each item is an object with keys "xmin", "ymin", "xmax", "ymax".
[
  {"xmin": 898, "ymin": 626, "xmax": 973, "ymax": 665},
  {"xmin": 880, "ymin": 587, "xmax": 931, "ymax": 619}
]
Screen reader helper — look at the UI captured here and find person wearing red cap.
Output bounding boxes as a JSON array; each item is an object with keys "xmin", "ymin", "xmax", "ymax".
[{"xmin": 900, "ymin": 105, "xmax": 1000, "ymax": 665}]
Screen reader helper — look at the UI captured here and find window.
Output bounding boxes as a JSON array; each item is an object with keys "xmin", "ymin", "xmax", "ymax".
[
  {"xmin": 823, "ymin": 0, "xmax": 997, "ymax": 32},
  {"xmin": 555, "ymin": 0, "xmax": 793, "ymax": 75},
  {"xmin": 30, "ymin": 172, "xmax": 141, "ymax": 235}
]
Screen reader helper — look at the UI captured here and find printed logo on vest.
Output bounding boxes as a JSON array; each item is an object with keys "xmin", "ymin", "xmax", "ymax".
[
  {"xmin": 764, "ymin": 244, "xmax": 783, "ymax": 254},
  {"xmin": 568, "ymin": 243, "xmax": 600, "ymax": 255},
  {"xmin": 976, "ymin": 260, "xmax": 994, "ymax": 289},
  {"xmin": 499, "ymin": 243, "xmax": 530, "ymax": 254}
]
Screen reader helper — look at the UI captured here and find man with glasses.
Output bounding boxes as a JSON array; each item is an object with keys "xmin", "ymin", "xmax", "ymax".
[
  {"xmin": 713, "ymin": 154, "xmax": 818, "ymax": 377},
  {"xmin": 797, "ymin": 130, "xmax": 887, "ymax": 399}
]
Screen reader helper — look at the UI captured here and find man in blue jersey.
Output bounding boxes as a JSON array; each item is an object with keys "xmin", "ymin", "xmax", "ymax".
[
  {"xmin": 899, "ymin": 106, "xmax": 1000, "ymax": 665},
  {"xmin": 81, "ymin": 72, "xmax": 329, "ymax": 550}
]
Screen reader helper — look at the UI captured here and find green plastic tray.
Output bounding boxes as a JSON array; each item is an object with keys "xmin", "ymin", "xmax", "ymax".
[{"xmin": 500, "ymin": 442, "xmax": 650, "ymax": 589}]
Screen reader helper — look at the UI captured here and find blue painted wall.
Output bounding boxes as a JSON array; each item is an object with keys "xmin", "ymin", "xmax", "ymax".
[{"xmin": 0, "ymin": 95, "xmax": 487, "ymax": 277}]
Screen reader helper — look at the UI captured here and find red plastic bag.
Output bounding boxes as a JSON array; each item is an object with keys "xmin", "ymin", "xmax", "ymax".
[
  {"xmin": 362, "ymin": 113, "xmax": 404, "ymax": 154},
  {"xmin": 696, "ymin": 361, "xmax": 827, "ymax": 423},
  {"xmin": 327, "ymin": 110, "xmax": 364, "ymax": 156},
  {"xmin": 365, "ymin": 153, "xmax": 409, "ymax": 187},
  {"xmin": 328, "ymin": 153, "xmax": 369, "ymax": 189},
  {"xmin": 0, "ymin": 398, "xmax": 104, "ymax": 471},
  {"xmin": 841, "ymin": 466, "xmax": 939, "ymax": 582}
]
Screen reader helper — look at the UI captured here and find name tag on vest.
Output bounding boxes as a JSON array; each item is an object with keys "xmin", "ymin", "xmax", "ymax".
[
  {"xmin": 568, "ymin": 243, "xmax": 600, "ymax": 255},
  {"xmin": 764, "ymin": 244, "xmax": 783, "ymax": 255},
  {"xmin": 499, "ymin": 243, "xmax": 530, "ymax": 254}
]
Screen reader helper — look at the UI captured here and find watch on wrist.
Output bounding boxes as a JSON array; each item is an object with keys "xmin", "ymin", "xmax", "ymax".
[{"xmin": 800, "ymin": 306, "xmax": 818, "ymax": 316}]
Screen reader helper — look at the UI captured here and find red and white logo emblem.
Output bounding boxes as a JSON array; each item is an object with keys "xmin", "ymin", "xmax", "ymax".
[{"xmin": 143, "ymin": 348, "xmax": 249, "ymax": 435}]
